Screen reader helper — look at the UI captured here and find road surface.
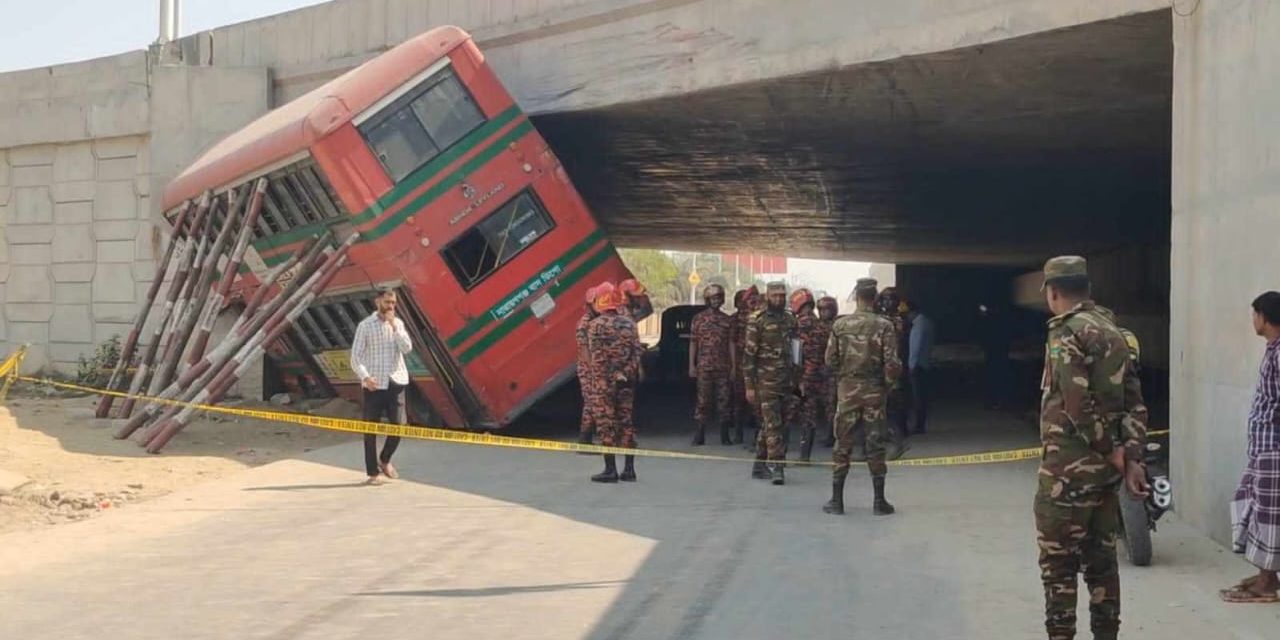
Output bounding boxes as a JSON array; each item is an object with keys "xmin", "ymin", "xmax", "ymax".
[{"xmin": 1, "ymin": 395, "xmax": 1277, "ymax": 639}]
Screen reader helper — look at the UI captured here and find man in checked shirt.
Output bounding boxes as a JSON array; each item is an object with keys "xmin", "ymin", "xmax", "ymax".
[{"xmin": 350, "ymin": 288, "xmax": 414, "ymax": 485}]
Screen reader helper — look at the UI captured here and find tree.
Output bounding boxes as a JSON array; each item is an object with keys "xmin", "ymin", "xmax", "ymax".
[{"xmin": 618, "ymin": 249, "xmax": 682, "ymax": 310}]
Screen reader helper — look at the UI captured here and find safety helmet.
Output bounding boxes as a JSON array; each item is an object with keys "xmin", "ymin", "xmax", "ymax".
[
  {"xmin": 593, "ymin": 282, "xmax": 621, "ymax": 313},
  {"xmin": 789, "ymin": 288, "xmax": 815, "ymax": 314},
  {"xmin": 703, "ymin": 283, "xmax": 725, "ymax": 301},
  {"xmin": 619, "ymin": 279, "xmax": 646, "ymax": 298},
  {"xmin": 817, "ymin": 296, "xmax": 838, "ymax": 315},
  {"xmin": 874, "ymin": 287, "xmax": 900, "ymax": 315},
  {"xmin": 733, "ymin": 289, "xmax": 748, "ymax": 310}
]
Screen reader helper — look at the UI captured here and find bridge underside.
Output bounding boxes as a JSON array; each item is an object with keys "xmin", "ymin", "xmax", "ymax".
[{"xmin": 534, "ymin": 11, "xmax": 1172, "ymax": 265}]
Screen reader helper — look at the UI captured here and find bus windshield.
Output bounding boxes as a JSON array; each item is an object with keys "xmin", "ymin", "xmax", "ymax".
[{"xmin": 358, "ymin": 66, "xmax": 485, "ymax": 182}]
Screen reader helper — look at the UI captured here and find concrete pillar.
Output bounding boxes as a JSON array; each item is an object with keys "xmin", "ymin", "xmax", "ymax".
[{"xmin": 1171, "ymin": 0, "xmax": 1280, "ymax": 544}]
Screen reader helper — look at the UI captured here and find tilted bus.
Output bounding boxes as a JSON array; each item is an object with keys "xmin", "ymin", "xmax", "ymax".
[{"xmin": 161, "ymin": 26, "xmax": 642, "ymax": 429}]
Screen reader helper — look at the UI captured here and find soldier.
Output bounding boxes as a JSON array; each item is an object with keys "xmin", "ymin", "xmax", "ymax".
[
  {"xmin": 575, "ymin": 285, "xmax": 602, "ymax": 446},
  {"xmin": 792, "ymin": 288, "xmax": 831, "ymax": 462},
  {"xmin": 620, "ymin": 278, "xmax": 654, "ymax": 322},
  {"xmin": 689, "ymin": 284, "xmax": 734, "ymax": 445},
  {"xmin": 730, "ymin": 285, "xmax": 761, "ymax": 447},
  {"xmin": 875, "ymin": 286, "xmax": 912, "ymax": 455},
  {"xmin": 744, "ymin": 281, "xmax": 799, "ymax": 485},
  {"xmin": 824, "ymin": 278, "xmax": 900, "ymax": 516},
  {"xmin": 1034, "ymin": 256, "xmax": 1147, "ymax": 640},
  {"xmin": 817, "ymin": 296, "xmax": 839, "ymax": 447},
  {"xmin": 587, "ymin": 282, "xmax": 644, "ymax": 483}
]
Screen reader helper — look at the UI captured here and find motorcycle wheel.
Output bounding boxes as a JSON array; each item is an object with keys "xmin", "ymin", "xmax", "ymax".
[{"xmin": 1119, "ymin": 483, "xmax": 1153, "ymax": 566}]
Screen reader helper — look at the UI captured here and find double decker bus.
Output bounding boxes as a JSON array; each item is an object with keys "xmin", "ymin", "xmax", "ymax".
[{"xmin": 161, "ymin": 26, "xmax": 640, "ymax": 429}]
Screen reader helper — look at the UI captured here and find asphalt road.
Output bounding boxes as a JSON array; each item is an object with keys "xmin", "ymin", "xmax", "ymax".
[{"xmin": 1, "ymin": 391, "xmax": 1276, "ymax": 639}]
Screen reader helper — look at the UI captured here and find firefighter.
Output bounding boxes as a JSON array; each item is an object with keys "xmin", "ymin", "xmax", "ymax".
[
  {"xmin": 587, "ymin": 282, "xmax": 644, "ymax": 483},
  {"xmin": 689, "ymin": 284, "xmax": 734, "ymax": 445},
  {"xmin": 576, "ymin": 285, "xmax": 602, "ymax": 446},
  {"xmin": 817, "ymin": 295, "xmax": 839, "ymax": 447},
  {"xmin": 730, "ymin": 286, "xmax": 761, "ymax": 447}
]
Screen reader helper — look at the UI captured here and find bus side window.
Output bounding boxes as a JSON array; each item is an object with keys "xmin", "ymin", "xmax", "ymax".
[{"xmin": 358, "ymin": 68, "xmax": 485, "ymax": 183}]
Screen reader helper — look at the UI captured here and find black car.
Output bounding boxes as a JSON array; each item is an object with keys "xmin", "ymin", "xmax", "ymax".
[{"xmin": 654, "ymin": 304, "xmax": 703, "ymax": 383}]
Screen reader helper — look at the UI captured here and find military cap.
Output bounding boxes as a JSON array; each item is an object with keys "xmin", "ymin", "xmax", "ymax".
[
  {"xmin": 1041, "ymin": 255, "xmax": 1088, "ymax": 290},
  {"xmin": 765, "ymin": 281, "xmax": 787, "ymax": 295},
  {"xmin": 854, "ymin": 277, "xmax": 878, "ymax": 292}
]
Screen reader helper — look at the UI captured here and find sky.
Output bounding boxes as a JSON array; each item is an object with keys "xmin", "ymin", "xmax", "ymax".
[{"xmin": 0, "ymin": 0, "xmax": 328, "ymax": 72}]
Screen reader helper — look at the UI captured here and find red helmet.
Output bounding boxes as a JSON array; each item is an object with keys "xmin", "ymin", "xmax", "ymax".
[
  {"xmin": 584, "ymin": 285, "xmax": 599, "ymax": 306},
  {"xmin": 619, "ymin": 279, "xmax": 646, "ymax": 297},
  {"xmin": 817, "ymin": 296, "xmax": 838, "ymax": 314},
  {"xmin": 593, "ymin": 282, "xmax": 621, "ymax": 313},
  {"xmin": 789, "ymin": 288, "xmax": 815, "ymax": 314}
]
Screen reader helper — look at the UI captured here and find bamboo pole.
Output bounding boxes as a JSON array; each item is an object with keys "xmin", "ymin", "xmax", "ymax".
[
  {"xmin": 95, "ymin": 201, "xmax": 193, "ymax": 418},
  {"xmin": 145, "ymin": 188, "xmax": 244, "ymax": 398},
  {"xmin": 114, "ymin": 234, "xmax": 329, "ymax": 440},
  {"xmin": 186, "ymin": 178, "xmax": 267, "ymax": 368},
  {"xmin": 117, "ymin": 192, "xmax": 212, "ymax": 419},
  {"xmin": 143, "ymin": 233, "xmax": 358, "ymax": 452}
]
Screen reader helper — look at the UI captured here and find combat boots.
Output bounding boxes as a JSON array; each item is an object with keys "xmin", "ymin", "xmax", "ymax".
[
  {"xmin": 798, "ymin": 428, "xmax": 815, "ymax": 462},
  {"xmin": 873, "ymin": 475, "xmax": 895, "ymax": 515},
  {"xmin": 620, "ymin": 455, "xmax": 637, "ymax": 482},
  {"xmin": 751, "ymin": 453, "xmax": 769, "ymax": 479},
  {"xmin": 592, "ymin": 454, "xmax": 619, "ymax": 483},
  {"xmin": 719, "ymin": 422, "xmax": 733, "ymax": 445},
  {"xmin": 770, "ymin": 462, "xmax": 786, "ymax": 485},
  {"xmin": 691, "ymin": 423, "xmax": 706, "ymax": 446},
  {"xmin": 823, "ymin": 476, "xmax": 847, "ymax": 515}
]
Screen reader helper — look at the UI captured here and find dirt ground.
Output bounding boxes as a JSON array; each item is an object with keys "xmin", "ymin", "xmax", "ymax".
[{"xmin": 0, "ymin": 386, "xmax": 359, "ymax": 535}]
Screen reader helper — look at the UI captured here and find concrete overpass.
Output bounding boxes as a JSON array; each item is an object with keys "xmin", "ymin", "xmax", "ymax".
[{"xmin": 0, "ymin": 0, "xmax": 1276, "ymax": 549}]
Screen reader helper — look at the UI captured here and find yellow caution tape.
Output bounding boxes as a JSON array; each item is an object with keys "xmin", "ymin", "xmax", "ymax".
[{"xmin": 1, "ymin": 352, "xmax": 1170, "ymax": 468}]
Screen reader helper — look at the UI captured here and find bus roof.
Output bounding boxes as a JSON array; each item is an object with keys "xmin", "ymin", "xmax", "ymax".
[{"xmin": 162, "ymin": 25, "xmax": 472, "ymax": 211}]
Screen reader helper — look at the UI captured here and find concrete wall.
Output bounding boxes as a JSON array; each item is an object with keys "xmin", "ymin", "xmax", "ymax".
[
  {"xmin": 0, "ymin": 136, "xmax": 154, "ymax": 372},
  {"xmin": 178, "ymin": 0, "xmax": 1169, "ymax": 110},
  {"xmin": 0, "ymin": 59, "xmax": 269, "ymax": 375},
  {"xmin": 1171, "ymin": 0, "xmax": 1280, "ymax": 544}
]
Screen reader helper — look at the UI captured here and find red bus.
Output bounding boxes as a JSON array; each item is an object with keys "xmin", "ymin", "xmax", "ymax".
[{"xmin": 161, "ymin": 26, "xmax": 641, "ymax": 429}]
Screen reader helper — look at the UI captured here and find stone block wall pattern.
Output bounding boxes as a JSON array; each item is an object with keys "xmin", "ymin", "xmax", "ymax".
[{"xmin": 0, "ymin": 135, "xmax": 151, "ymax": 373}]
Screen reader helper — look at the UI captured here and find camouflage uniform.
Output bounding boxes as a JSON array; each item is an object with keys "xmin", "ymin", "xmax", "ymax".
[
  {"xmin": 1035, "ymin": 258, "xmax": 1137, "ymax": 640},
  {"xmin": 743, "ymin": 296, "xmax": 798, "ymax": 466},
  {"xmin": 819, "ymin": 313, "xmax": 838, "ymax": 446},
  {"xmin": 576, "ymin": 312, "xmax": 601, "ymax": 440},
  {"xmin": 827, "ymin": 306, "xmax": 900, "ymax": 481},
  {"xmin": 796, "ymin": 311, "xmax": 832, "ymax": 459},
  {"xmin": 588, "ymin": 311, "xmax": 643, "ymax": 449},
  {"xmin": 691, "ymin": 307, "xmax": 733, "ymax": 440},
  {"xmin": 876, "ymin": 288, "xmax": 911, "ymax": 443},
  {"xmin": 820, "ymin": 278, "xmax": 901, "ymax": 516}
]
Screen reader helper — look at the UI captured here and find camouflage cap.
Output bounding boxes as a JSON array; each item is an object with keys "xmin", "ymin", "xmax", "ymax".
[
  {"xmin": 765, "ymin": 281, "xmax": 787, "ymax": 295},
  {"xmin": 854, "ymin": 277, "xmax": 878, "ymax": 292},
  {"xmin": 1041, "ymin": 255, "xmax": 1088, "ymax": 290}
]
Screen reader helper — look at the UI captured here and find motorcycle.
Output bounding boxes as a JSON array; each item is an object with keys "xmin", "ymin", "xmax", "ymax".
[{"xmin": 1118, "ymin": 439, "xmax": 1173, "ymax": 566}]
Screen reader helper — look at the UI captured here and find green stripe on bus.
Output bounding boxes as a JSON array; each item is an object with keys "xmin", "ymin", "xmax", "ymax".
[
  {"xmin": 360, "ymin": 119, "xmax": 535, "ymax": 243},
  {"xmin": 253, "ymin": 105, "xmax": 523, "ymax": 257},
  {"xmin": 457, "ymin": 243, "xmax": 616, "ymax": 366},
  {"xmin": 445, "ymin": 229, "xmax": 605, "ymax": 350}
]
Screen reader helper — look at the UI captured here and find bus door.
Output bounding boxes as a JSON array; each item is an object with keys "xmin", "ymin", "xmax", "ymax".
[{"xmin": 393, "ymin": 289, "xmax": 491, "ymax": 428}]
